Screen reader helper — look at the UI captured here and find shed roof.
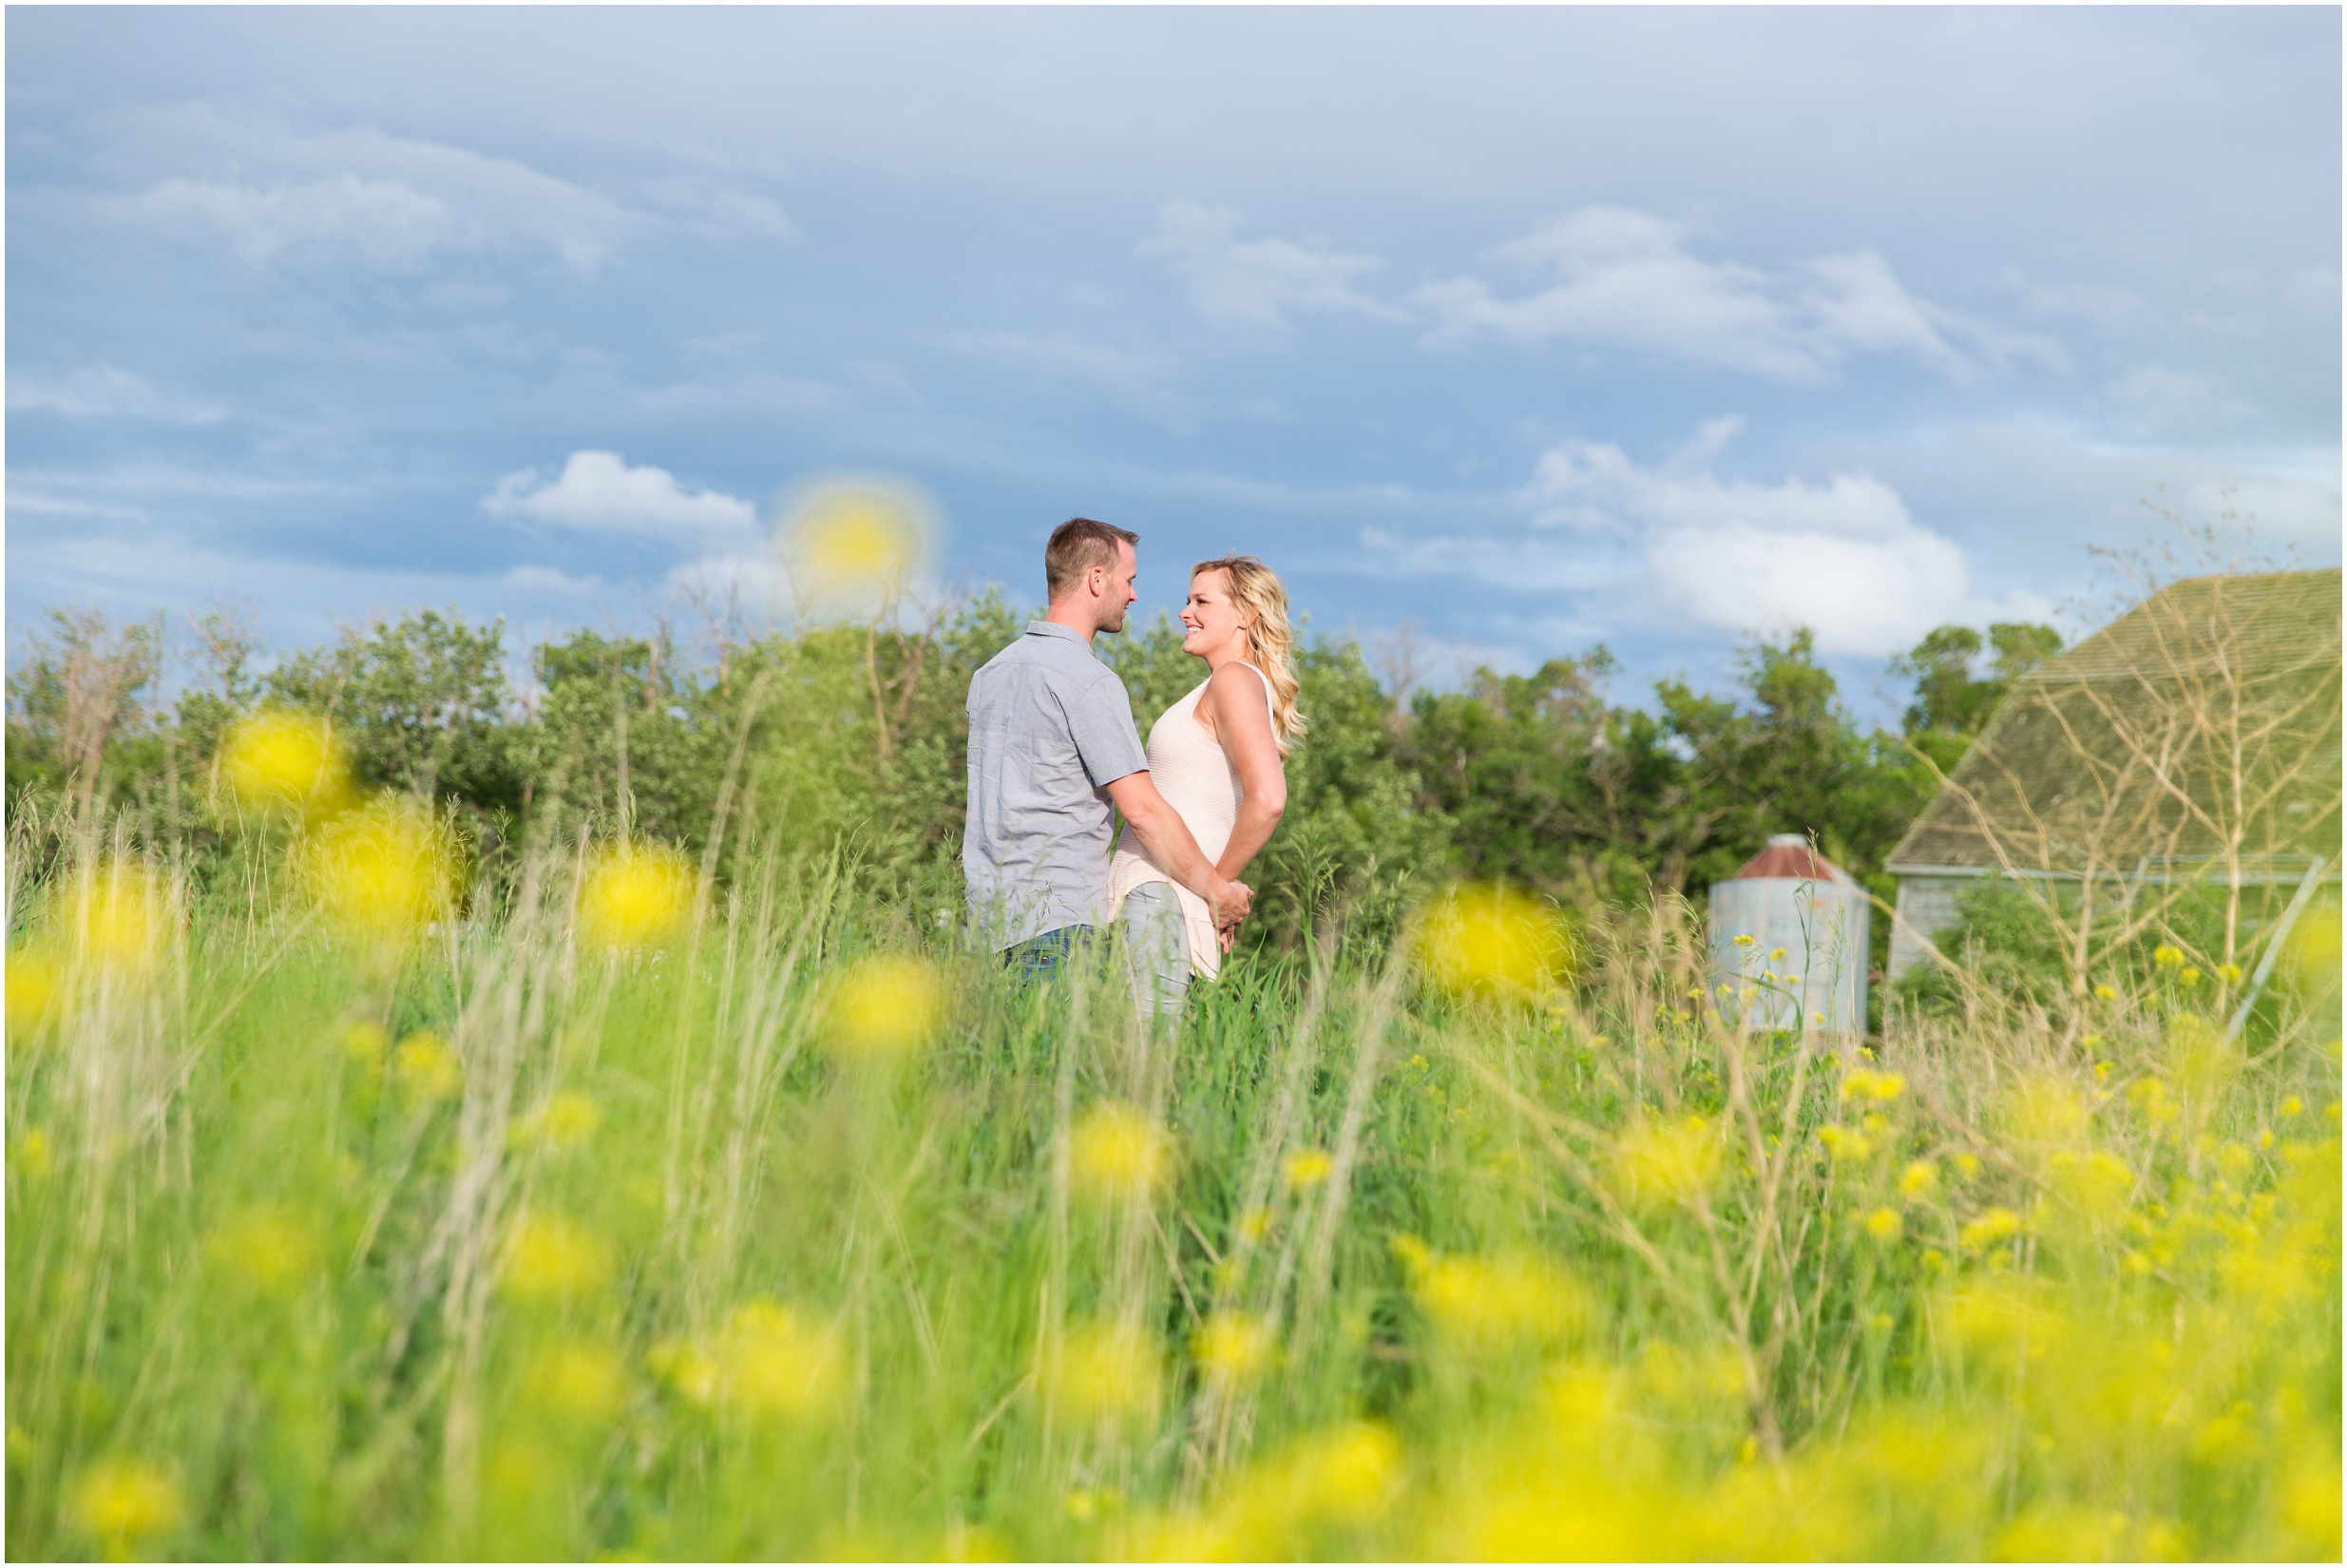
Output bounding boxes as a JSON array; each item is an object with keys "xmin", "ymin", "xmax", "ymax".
[
  {"xmin": 1733, "ymin": 834, "xmax": 1855, "ymax": 884},
  {"xmin": 1887, "ymin": 568, "xmax": 2342, "ymax": 878}
]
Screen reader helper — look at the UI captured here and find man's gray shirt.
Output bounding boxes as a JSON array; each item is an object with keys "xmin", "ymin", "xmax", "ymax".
[{"xmin": 964, "ymin": 621, "xmax": 1151, "ymax": 949}]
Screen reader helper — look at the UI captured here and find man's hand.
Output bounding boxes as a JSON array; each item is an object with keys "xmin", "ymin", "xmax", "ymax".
[
  {"xmin": 1108, "ymin": 771, "xmax": 1242, "ymax": 922},
  {"xmin": 1210, "ymin": 878, "xmax": 1251, "ymax": 935}
]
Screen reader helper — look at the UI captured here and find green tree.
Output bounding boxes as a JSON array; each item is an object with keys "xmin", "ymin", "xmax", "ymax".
[{"xmin": 266, "ymin": 610, "xmax": 522, "ymax": 816}]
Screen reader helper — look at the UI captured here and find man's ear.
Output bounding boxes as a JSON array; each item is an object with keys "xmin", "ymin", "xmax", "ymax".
[{"xmin": 1085, "ymin": 564, "xmax": 1107, "ymax": 598}]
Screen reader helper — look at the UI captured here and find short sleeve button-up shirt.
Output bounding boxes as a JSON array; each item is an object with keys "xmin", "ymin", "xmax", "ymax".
[{"xmin": 963, "ymin": 621, "xmax": 1151, "ymax": 948}]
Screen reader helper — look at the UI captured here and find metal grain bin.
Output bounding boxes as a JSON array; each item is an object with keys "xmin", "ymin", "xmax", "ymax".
[{"xmin": 1709, "ymin": 835, "xmax": 1870, "ymax": 1035}]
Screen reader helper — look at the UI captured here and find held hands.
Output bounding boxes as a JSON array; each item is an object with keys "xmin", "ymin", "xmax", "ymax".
[{"xmin": 1209, "ymin": 878, "xmax": 1252, "ymax": 942}]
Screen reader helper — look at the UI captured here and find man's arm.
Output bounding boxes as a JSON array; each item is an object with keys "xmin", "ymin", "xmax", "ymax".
[{"xmin": 1105, "ymin": 771, "xmax": 1250, "ymax": 931}]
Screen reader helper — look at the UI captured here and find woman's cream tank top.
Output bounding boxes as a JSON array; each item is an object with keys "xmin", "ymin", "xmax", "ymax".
[{"xmin": 1106, "ymin": 662, "xmax": 1270, "ymax": 981}]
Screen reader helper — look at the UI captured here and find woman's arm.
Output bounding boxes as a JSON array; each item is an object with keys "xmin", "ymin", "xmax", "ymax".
[{"xmin": 1204, "ymin": 663, "xmax": 1288, "ymax": 882}]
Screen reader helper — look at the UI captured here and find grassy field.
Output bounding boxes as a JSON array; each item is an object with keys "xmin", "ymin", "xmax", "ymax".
[{"xmin": 5, "ymin": 797, "xmax": 2340, "ymax": 1560}]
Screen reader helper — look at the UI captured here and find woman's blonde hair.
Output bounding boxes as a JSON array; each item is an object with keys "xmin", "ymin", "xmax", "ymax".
[{"xmin": 1192, "ymin": 554, "xmax": 1307, "ymax": 758}]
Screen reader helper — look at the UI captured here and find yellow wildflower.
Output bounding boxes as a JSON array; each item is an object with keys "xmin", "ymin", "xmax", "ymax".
[
  {"xmin": 1817, "ymin": 1124, "xmax": 1874, "ymax": 1163},
  {"xmin": 1046, "ymin": 1320, "xmax": 1160, "ymax": 1425},
  {"xmin": 1282, "ymin": 1148, "xmax": 1334, "ymax": 1191},
  {"xmin": 2215, "ymin": 963, "xmax": 2242, "ymax": 985},
  {"xmin": 2280, "ymin": 908, "xmax": 2340, "ymax": 996},
  {"xmin": 1070, "ymin": 1102, "xmax": 1172, "ymax": 1201},
  {"xmin": 391, "ymin": 1032, "xmax": 462, "ymax": 1100},
  {"xmin": 1863, "ymin": 1207, "xmax": 1902, "ymax": 1242},
  {"xmin": 1840, "ymin": 1067, "xmax": 1905, "ymax": 1102},
  {"xmin": 511, "ymin": 1091, "xmax": 602, "ymax": 1151},
  {"xmin": 208, "ymin": 1206, "xmax": 319, "ymax": 1295},
  {"xmin": 2178, "ymin": 966, "xmax": 2201, "ymax": 987},
  {"xmin": 503, "ymin": 1214, "xmax": 612, "ymax": 1303},
  {"xmin": 715, "ymin": 1300, "xmax": 845, "ymax": 1422},
  {"xmin": 67, "ymin": 1459, "xmax": 182, "ymax": 1555},
  {"xmin": 1899, "ymin": 1159, "xmax": 1938, "ymax": 1200},
  {"xmin": 2152, "ymin": 945, "xmax": 2184, "ymax": 967},
  {"xmin": 824, "ymin": 952, "xmax": 945, "ymax": 1065},
  {"xmin": 2280, "ymin": 1096, "xmax": 2305, "ymax": 1118},
  {"xmin": 527, "ymin": 1340, "xmax": 625, "ymax": 1421},
  {"xmin": 578, "ymin": 844, "xmax": 693, "ymax": 951},
  {"xmin": 6, "ymin": 948, "xmax": 60, "ymax": 1041},
  {"xmin": 1413, "ymin": 883, "xmax": 1571, "ymax": 1000},
  {"xmin": 1959, "ymin": 1206, "xmax": 2023, "ymax": 1251},
  {"xmin": 2049, "ymin": 1149, "xmax": 2134, "ymax": 1228},
  {"xmin": 1236, "ymin": 1208, "xmax": 1270, "ymax": 1244},
  {"xmin": 1413, "ymin": 1252, "xmax": 1584, "ymax": 1351},
  {"xmin": 219, "ymin": 709, "xmax": 349, "ymax": 814},
  {"xmin": 13, "ymin": 1128, "xmax": 54, "ymax": 1180},
  {"xmin": 1190, "ymin": 1311, "xmax": 1275, "ymax": 1385},
  {"xmin": 309, "ymin": 801, "xmax": 454, "ymax": 947},
  {"xmin": 1613, "ymin": 1115, "xmax": 1722, "ymax": 1211},
  {"xmin": 2092, "ymin": 984, "xmax": 2118, "ymax": 1001},
  {"xmin": 66, "ymin": 860, "xmax": 166, "ymax": 974}
]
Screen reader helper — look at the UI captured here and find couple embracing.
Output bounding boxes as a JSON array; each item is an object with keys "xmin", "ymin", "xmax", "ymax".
[{"xmin": 963, "ymin": 517, "xmax": 1303, "ymax": 1014}]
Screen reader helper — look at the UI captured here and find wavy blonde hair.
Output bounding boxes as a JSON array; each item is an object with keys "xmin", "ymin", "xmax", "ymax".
[{"xmin": 1192, "ymin": 554, "xmax": 1307, "ymax": 758}]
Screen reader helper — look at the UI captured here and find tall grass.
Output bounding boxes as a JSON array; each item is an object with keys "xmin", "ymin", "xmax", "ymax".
[{"xmin": 5, "ymin": 811, "xmax": 2338, "ymax": 1560}]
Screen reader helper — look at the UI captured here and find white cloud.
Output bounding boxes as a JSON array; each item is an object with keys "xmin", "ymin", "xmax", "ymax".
[
  {"xmin": 8, "ymin": 364, "xmax": 222, "ymax": 423},
  {"xmin": 1519, "ymin": 426, "xmax": 2000, "ymax": 654},
  {"xmin": 482, "ymin": 451, "xmax": 758, "ymax": 539},
  {"xmin": 117, "ymin": 123, "xmax": 711, "ymax": 277},
  {"xmin": 1138, "ymin": 200, "xmax": 1399, "ymax": 329},
  {"xmin": 1416, "ymin": 206, "xmax": 2048, "ymax": 380},
  {"xmin": 954, "ymin": 332, "xmax": 1188, "ymax": 422}
]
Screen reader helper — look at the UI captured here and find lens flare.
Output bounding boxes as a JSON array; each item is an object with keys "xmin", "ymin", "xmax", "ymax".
[
  {"xmin": 219, "ymin": 710, "xmax": 351, "ymax": 815},
  {"xmin": 776, "ymin": 475, "xmax": 939, "ymax": 615},
  {"xmin": 1413, "ymin": 883, "xmax": 1571, "ymax": 1000}
]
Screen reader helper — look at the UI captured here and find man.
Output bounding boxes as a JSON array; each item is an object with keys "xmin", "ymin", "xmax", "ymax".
[{"xmin": 964, "ymin": 517, "xmax": 1250, "ymax": 978}]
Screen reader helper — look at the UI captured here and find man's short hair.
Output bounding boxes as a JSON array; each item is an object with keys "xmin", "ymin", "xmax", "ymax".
[{"xmin": 1044, "ymin": 517, "xmax": 1141, "ymax": 598}]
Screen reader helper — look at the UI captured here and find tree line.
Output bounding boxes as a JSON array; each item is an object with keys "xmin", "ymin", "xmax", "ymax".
[{"xmin": 4, "ymin": 594, "xmax": 2062, "ymax": 967}]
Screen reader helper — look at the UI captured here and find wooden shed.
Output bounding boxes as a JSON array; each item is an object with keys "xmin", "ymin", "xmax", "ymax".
[{"xmin": 1884, "ymin": 566, "xmax": 2342, "ymax": 980}]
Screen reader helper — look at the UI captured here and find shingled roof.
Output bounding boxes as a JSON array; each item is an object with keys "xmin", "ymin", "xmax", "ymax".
[{"xmin": 1888, "ymin": 568, "xmax": 2342, "ymax": 878}]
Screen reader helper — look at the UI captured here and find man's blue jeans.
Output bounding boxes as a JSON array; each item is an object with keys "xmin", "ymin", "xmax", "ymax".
[{"xmin": 1003, "ymin": 925, "xmax": 1093, "ymax": 983}]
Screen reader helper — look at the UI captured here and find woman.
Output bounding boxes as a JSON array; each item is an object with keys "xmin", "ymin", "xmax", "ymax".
[{"xmin": 1109, "ymin": 554, "xmax": 1307, "ymax": 1015}]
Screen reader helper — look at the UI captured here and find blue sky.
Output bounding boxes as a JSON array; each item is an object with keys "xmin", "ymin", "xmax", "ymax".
[{"xmin": 8, "ymin": 7, "xmax": 2339, "ymax": 717}]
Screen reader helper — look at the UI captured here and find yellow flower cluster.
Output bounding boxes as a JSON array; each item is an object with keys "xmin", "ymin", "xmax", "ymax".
[
  {"xmin": 1840, "ymin": 1067, "xmax": 1904, "ymax": 1103},
  {"xmin": 219, "ymin": 710, "xmax": 351, "ymax": 817},
  {"xmin": 652, "ymin": 1299, "xmax": 846, "ymax": 1424},
  {"xmin": 1189, "ymin": 1311, "xmax": 1276, "ymax": 1386},
  {"xmin": 1413, "ymin": 883, "xmax": 1571, "ymax": 1001},
  {"xmin": 1612, "ymin": 1115, "xmax": 1722, "ymax": 1213},
  {"xmin": 309, "ymin": 801, "xmax": 454, "ymax": 948},
  {"xmin": 823, "ymin": 952, "xmax": 945, "ymax": 1065},
  {"xmin": 1045, "ymin": 1320, "xmax": 1161, "ymax": 1426},
  {"xmin": 1119, "ymin": 1422, "xmax": 1401, "ymax": 1560},
  {"xmin": 578, "ymin": 844, "xmax": 693, "ymax": 952},
  {"xmin": 503, "ymin": 1214, "xmax": 613, "ymax": 1304},
  {"xmin": 1405, "ymin": 1248, "xmax": 1586, "ymax": 1353},
  {"xmin": 1070, "ymin": 1102, "xmax": 1172, "ymax": 1201}
]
